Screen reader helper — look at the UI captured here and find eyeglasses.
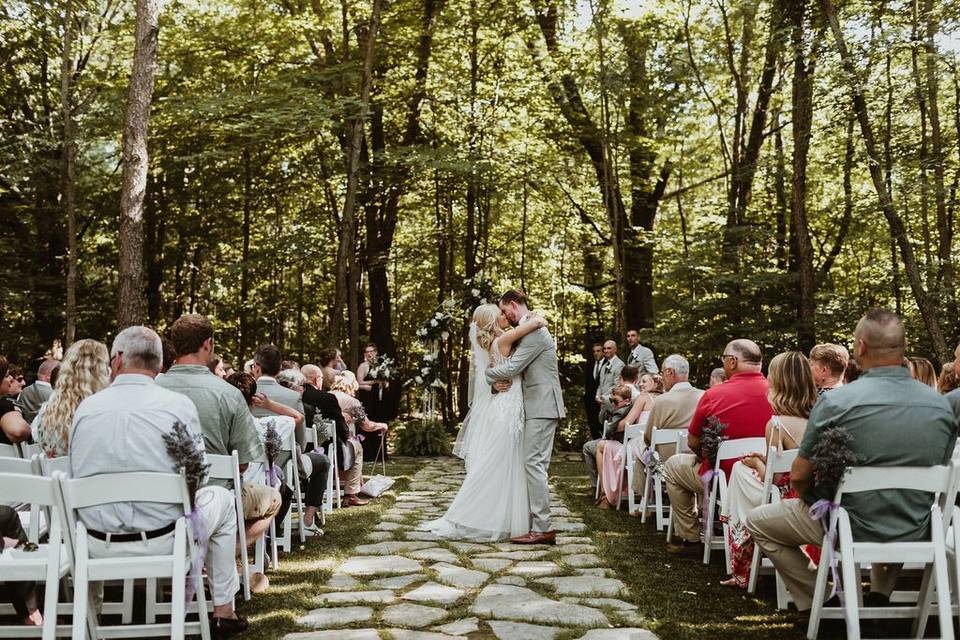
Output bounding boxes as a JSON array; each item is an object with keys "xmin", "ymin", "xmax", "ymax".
[{"xmin": 720, "ymin": 354, "xmax": 737, "ymax": 361}]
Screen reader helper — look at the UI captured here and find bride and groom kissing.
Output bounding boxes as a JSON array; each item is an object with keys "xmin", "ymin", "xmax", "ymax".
[{"xmin": 424, "ymin": 289, "xmax": 566, "ymax": 545}]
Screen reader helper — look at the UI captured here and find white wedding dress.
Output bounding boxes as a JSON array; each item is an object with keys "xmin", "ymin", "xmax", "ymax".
[{"xmin": 423, "ymin": 331, "xmax": 530, "ymax": 541}]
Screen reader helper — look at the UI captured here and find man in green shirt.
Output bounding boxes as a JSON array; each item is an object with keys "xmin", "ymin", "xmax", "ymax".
[
  {"xmin": 747, "ymin": 309, "xmax": 958, "ymax": 612},
  {"xmin": 158, "ymin": 315, "xmax": 281, "ymax": 558}
]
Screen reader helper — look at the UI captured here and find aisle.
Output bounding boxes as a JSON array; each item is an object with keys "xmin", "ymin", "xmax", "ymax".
[{"xmin": 285, "ymin": 457, "xmax": 658, "ymax": 639}]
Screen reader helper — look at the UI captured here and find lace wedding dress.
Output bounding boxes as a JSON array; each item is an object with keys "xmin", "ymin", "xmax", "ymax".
[{"xmin": 423, "ymin": 332, "xmax": 530, "ymax": 541}]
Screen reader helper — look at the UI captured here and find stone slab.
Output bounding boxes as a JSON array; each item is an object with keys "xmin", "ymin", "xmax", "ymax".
[
  {"xmin": 446, "ymin": 542, "xmax": 492, "ymax": 553},
  {"xmin": 402, "ymin": 581, "xmax": 465, "ymax": 605},
  {"xmin": 433, "ymin": 617, "xmax": 480, "ymax": 635},
  {"xmin": 354, "ymin": 541, "xmax": 435, "ymax": 555},
  {"xmin": 536, "ymin": 576, "xmax": 626, "ymax": 597},
  {"xmin": 375, "ymin": 521, "xmax": 406, "ymax": 531},
  {"xmin": 552, "ymin": 520, "xmax": 586, "ymax": 532},
  {"xmin": 366, "ymin": 531, "xmax": 395, "ymax": 542},
  {"xmin": 470, "ymin": 584, "xmax": 608, "ymax": 626},
  {"xmin": 324, "ymin": 574, "xmax": 360, "ymax": 590},
  {"xmin": 478, "ymin": 550, "xmax": 551, "ymax": 561},
  {"xmin": 562, "ymin": 553, "xmax": 603, "ymax": 568},
  {"xmin": 488, "ymin": 620, "xmax": 562, "ymax": 640},
  {"xmin": 404, "ymin": 530, "xmax": 442, "ymax": 541},
  {"xmin": 386, "ymin": 630, "xmax": 467, "ymax": 640},
  {"xmin": 509, "ymin": 561, "xmax": 563, "ymax": 577},
  {"xmin": 559, "ymin": 544, "xmax": 599, "ymax": 554},
  {"xmin": 582, "ymin": 598, "xmax": 639, "ymax": 611},
  {"xmin": 409, "ymin": 547, "xmax": 460, "ymax": 564},
  {"xmin": 372, "ymin": 574, "xmax": 426, "ymax": 589},
  {"xmin": 284, "ymin": 631, "xmax": 380, "ymax": 640},
  {"xmin": 381, "ymin": 603, "xmax": 447, "ymax": 628},
  {"xmin": 471, "ymin": 558, "xmax": 511, "ymax": 572},
  {"xmin": 315, "ymin": 590, "xmax": 396, "ymax": 605},
  {"xmin": 576, "ymin": 630, "xmax": 658, "ymax": 640},
  {"xmin": 556, "ymin": 536, "xmax": 592, "ymax": 545},
  {"xmin": 575, "ymin": 568, "xmax": 617, "ymax": 578},
  {"xmin": 298, "ymin": 606, "xmax": 372, "ymax": 628},
  {"xmin": 341, "ymin": 555, "xmax": 423, "ymax": 576},
  {"xmin": 495, "ymin": 576, "xmax": 526, "ymax": 586},
  {"xmin": 430, "ymin": 562, "xmax": 489, "ymax": 589}
]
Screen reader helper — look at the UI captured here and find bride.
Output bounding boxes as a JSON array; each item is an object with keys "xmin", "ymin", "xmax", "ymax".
[{"xmin": 423, "ymin": 303, "xmax": 547, "ymax": 541}]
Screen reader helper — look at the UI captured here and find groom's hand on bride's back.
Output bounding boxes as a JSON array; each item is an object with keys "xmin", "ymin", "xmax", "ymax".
[{"xmin": 492, "ymin": 380, "xmax": 512, "ymax": 394}]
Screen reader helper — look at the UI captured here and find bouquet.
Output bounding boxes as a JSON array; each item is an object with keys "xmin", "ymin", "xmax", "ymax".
[{"xmin": 367, "ymin": 355, "xmax": 395, "ymax": 400}]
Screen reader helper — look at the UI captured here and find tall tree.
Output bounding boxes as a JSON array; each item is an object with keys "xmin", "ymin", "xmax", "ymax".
[
  {"xmin": 117, "ymin": 0, "xmax": 161, "ymax": 328},
  {"xmin": 61, "ymin": 0, "xmax": 77, "ymax": 345}
]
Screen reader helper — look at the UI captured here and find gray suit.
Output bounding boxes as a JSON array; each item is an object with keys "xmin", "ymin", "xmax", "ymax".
[
  {"xmin": 18, "ymin": 382, "xmax": 52, "ymax": 424},
  {"xmin": 485, "ymin": 324, "xmax": 565, "ymax": 533},
  {"xmin": 628, "ymin": 344, "xmax": 658, "ymax": 374},
  {"xmin": 597, "ymin": 355, "xmax": 624, "ymax": 401},
  {"xmin": 253, "ymin": 377, "xmax": 306, "ymax": 447}
]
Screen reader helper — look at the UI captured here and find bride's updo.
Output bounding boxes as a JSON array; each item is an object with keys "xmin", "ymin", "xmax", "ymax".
[{"xmin": 472, "ymin": 303, "xmax": 502, "ymax": 351}]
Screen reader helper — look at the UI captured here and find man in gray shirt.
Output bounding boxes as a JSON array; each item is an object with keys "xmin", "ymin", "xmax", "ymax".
[
  {"xmin": 251, "ymin": 344, "xmax": 306, "ymax": 446},
  {"xmin": 18, "ymin": 358, "xmax": 58, "ymax": 423},
  {"xmin": 70, "ymin": 326, "xmax": 245, "ymax": 634}
]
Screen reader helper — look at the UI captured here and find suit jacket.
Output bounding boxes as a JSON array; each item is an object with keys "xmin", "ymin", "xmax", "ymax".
[
  {"xmin": 584, "ymin": 358, "xmax": 602, "ymax": 400},
  {"xmin": 18, "ymin": 382, "xmax": 51, "ymax": 424},
  {"xmin": 485, "ymin": 324, "xmax": 566, "ymax": 420},
  {"xmin": 302, "ymin": 383, "xmax": 349, "ymax": 467},
  {"xmin": 253, "ymin": 377, "xmax": 306, "ymax": 446},
  {"xmin": 644, "ymin": 382, "xmax": 704, "ymax": 457},
  {"xmin": 627, "ymin": 344, "xmax": 659, "ymax": 373},
  {"xmin": 597, "ymin": 355, "xmax": 624, "ymax": 401}
]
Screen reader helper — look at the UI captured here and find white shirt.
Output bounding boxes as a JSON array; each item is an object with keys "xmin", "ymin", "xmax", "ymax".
[{"xmin": 69, "ymin": 374, "xmax": 206, "ymax": 534}]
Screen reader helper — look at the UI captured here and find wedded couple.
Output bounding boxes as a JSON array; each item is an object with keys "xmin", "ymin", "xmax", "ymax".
[{"xmin": 424, "ymin": 289, "xmax": 566, "ymax": 544}]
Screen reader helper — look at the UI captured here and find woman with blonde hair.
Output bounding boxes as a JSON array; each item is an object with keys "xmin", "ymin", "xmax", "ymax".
[
  {"xmin": 330, "ymin": 370, "xmax": 387, "ymax": 506},
  {"xmin": 909, "ymin": 357, "xmax": 938, "ymax": 389},
  {"xmin": 32, "ymin": 339, "xmax": 109, "ymax": 457},
  {"xmin": 720, "ymin": 350, "xmax": 818, "ymax": 588}
]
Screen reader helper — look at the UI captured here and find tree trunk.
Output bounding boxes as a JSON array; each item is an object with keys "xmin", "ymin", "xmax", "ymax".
[
  {"xmin": 240, "ymin": 146, "xmax": 252, "ymax": 357},
  {"xmin": 789, "ymin": 0, "xmax": 817, "ymax": 352},
  {"xmin": 821, "ymin": 115, "xmax": 855, "ymax": 276},
  {"xmin": 117, "ymin": 0, "xmax": 160, "ymax": 328},
  {"xmin": 332, "ymin": 0, "xmax": 382, "ymax": 352},
  {"xmin": 61, "ymin": 0, "xmax": 78, "ymax": 346},
  {"xmin": 820, "ymin": 0, "xmax": 949, "ymax": 361}
]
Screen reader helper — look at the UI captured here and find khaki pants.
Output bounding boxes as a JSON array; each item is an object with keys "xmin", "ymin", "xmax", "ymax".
[
  {"xmin": 341, "ymin": 440, "xmax": 364, "ymax": 495},
  {"xmin": 663, "ymin": 453, "xmax": 703, "ymax": 541},
  {"xmin": 241, "ymin": 482, "xmax": 281, "ymax": 521},
  {"xmin": 746, "ymin": 498, "xmax": 901, "ymax": 611}
]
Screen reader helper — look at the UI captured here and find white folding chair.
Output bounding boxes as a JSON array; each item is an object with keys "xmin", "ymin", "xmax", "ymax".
[
  {"xmin": 702, "ymin": 437, "xmax": 767, "ymax": 569},
  {"xmin": 0, "ymin": 473, "xmax": 71, "ymax": 640},
  {"xmin": 615, "ymin": 422, "xmax": 646, "ymax": 512},
  {"xmin": 59, "ymin": 472, "xmax": 212, "ymax": 640},
  {"xmin": 206, "ymin": 451, "xmax": 254, "ymax": 601},
  {"xmin": 639, "ymin": 427, "xmax": 682, "ymax": 531},
  {"xmin": 325, "ymin": 422, "xmax": 342, "ymax": 512},
  {"xmin": 303, "ymin": 421, "xmax": 328, "ymax": 527},
  {"xmin": 276, "ymin": 429, "xmax": 305, "ymax": 553},
  {"xmin": 19, "ymin": 443, "xmax": 43, "ymax": 459},
  {"xmin": 806, "ymin": 463, "xmax": 956, "ymax": 640},
  {"xmin": 746, "ymin": 446, "xmax": 798, "ymax": 609},
  {"xmin": 0, "ymin": 456, "xmax": 46, "ymax": 544},
  {"xmin": 666, "ymin": 429, "xmax": 690, "ymax": 541},
  {"xmin": 0, "ymin": 442, "xmax": 21, "ymax": 458}
]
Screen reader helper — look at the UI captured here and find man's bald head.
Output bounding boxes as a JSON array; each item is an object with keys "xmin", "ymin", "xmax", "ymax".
[
  {"xmin": 602, "ymin": 340, "xmax": 618, "ymax": 359},
  {"xmin": 722, "ymin": 339, "xmax": 763, "ymax": 375},
  {"xmin": 302, "ymin": 364, "xmax": 322, "ymax": 386},
  {"xmin": 854, "ymin": 309, "xmax": 905, "ymax": 367},
  {"xmin": 37, "ymin": 358, "xmax": 60, "ymax": 382}
]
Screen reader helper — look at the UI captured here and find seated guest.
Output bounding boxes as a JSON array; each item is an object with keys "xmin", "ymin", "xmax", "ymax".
[
  {"xmin": 634, "ymin": 355, "xmax": 705, "ymax": 498},
  {"xmin": 209, "ymin": 353, "xmax": 227, "ymax": 379},
  {"xmin": 809, "ymin": 343, "xmax": 848, "ymax": 394},
  {"xmin": 663, "ymin": 339, "xmax": 772, "ymax": 554},
  {"xmin": 909, "ymin": 356, "xmax": 938, "ymax": 389},
  {"xmin": 844, "ymin": 357, "xmax": 862, "ymax": 383},
  {"xmin": 583, "ymin": 342, "xmax": 605, "ymax": 440},
  {"xmin": 5, "ymin": 366, "xmax": 25, "ymax": 400},
  {"xmin": 69, "ymin": 326, "xmax": 246, "ymax": 636},
  {"xmin": 31, "ymin": 340, "xmax": 109, "ymax": 458},
  {"xmin": 748, "ymin": 310, "xmax": 957, "ymax": 612},
  {"xmin": 594, "ymin": 385, "xmax": 636, "ymax": 509},
  {"xmin": 281, "ymin": 360, "xmax": 300, "ymax": 371},
  {"xmin": 227, "ymin": 373, "xmax": 328, "ymax": 536},
  {"xmin": 18, "ymin": 358, "xmax": 59, "ymax": 423},
  {"xmin": 939, "ymin": 362, "xmax": 958, "ymax": 394},
  {"xmin": 251, "ymin": 345, "xmax": 306, "ymax": 446},
  {"xmin": 276, "ymin": 367, "xmax": 306, "ymax": 394},
  {"xmin": 157, "ymin": 315, "xmax": 281, "ymax": 568},
  {"xmin": 0, "ymin": 505, "xmax": 42, "ymax": 627},
  {"xmin": 720, "ymin": 351, "xmax": 818, "ymax": 588},
  {"xmin": 708, "ymin": 367, "xmax": 726, "ymax": 387},
  {"xmin": 160, "ymin": 338, "xmax": 176, "ymax": 374},
  {"xmin": 331, "ymin": 371, "xmax": 389, "ymax": 506},
  {"xmin": 302, "ymin": 364, "xmax": 350, "ymax": 445},
  {"xmin": 0, "ymin": 357, "xmax": 31, "ymax": 444},
  {"xmin": 639, "ymin": 372, "xmax": 664, "ymax": 396},
  {"xmin": 584, "ymin": 366, "xmax": 649, "ymax": 490},
  {"xmin": 317, "ymin": 349, "xmax": 340, "ymax": 386}
]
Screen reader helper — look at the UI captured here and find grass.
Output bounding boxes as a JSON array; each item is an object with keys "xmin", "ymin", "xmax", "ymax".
[{"xmin": 235, "ymin": 456, "xmax": 425, "ymax": 640}]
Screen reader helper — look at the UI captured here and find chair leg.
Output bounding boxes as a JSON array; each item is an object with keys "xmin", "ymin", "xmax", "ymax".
[
  {"xmin": 655, "ymin": 476, "xmax": 665, "ymax": 531},
  {"xmin": 702, "ymin": 482, "xmax": 717, "ymax": 565},
  {"xmin": 913, "ymin": 563, "xmax": 935, "ymax": 638},
  {"xmin": 934, "ymin": 535, "xmax": 955, "ymax": 640},
  {"xmin": 41, "ymin": 548, "xmax": 60, "ymax": 640},
  {"xmin": 146, "ymin": 578, "xmax": 158, "ymax": 623},
  {"xmin": 121, "ymin": 578, "xmax": 134, "ymax": 623},
  {"xmin": 806, "ymin": 544, "xmax": 831, "ymax": 640},
  {"xmin": 841, "ymin": 553, "xmax": 861, "ymax": 640},
  {"xmin": 747, "ymin": 540, "xmax": 762, "ymax": 594},
  {"xmin": 72, "ymin": 554, "xmax": 89, "ymax": 640},
  {"xmin": 627, "ymin": 460, "xmax": 636, "ymax": 514}
]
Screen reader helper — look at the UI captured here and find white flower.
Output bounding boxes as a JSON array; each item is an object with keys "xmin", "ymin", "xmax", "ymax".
[
  {"xmin": 415, "ymin": 376, "xmax": 423, "ymax": 384},
  {"xmin": 430, "ymin": 379, "xmax": 446, "ymax": 388},
  {"xmin": 423, "ymin": 354, "xmax": 434, "ymax": 362},
  {"xmin": 430, "ymin": 319, "xmax": 438, "ymax": 327},
  {"xmin": 471, "ymin": 288, "xmax": 480, "ymax": 297},
  {"xmin": 480, "ymin": 298, "xmax": 487, "ymax": 305},
  {"xmin": 417, "ymin": 328, "xmax": 426, "ymax": 337},
  {"xmin": 421, "ymin": 367, "xmax": 430, "ymax": 374},
  {"xmin": 441, "ymin": 331, "xmax": 449, "ymax": 340},
  {"xmin": 435, "ymin": 311, "xmax": 444, "ymax": 319}
]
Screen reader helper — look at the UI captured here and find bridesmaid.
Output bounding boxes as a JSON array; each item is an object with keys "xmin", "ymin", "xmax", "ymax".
[{"xmin": 356, "ymin": 342, "xmax": 389, "ymax": 462}]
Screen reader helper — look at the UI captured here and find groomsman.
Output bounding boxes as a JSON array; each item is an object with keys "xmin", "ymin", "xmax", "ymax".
[
  {"xmin": 582, "ymin": 343, "xmax": 604, "ymax": 440},
  {"xmin": 626, "ymin": 329, "xmax": 658, "ymax": 374},
  {"xmin": 596, "ymin": 340, "xmax": 624, "ymax": 407}
]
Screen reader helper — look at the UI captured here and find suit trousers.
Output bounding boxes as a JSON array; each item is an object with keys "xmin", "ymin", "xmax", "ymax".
[
  {"xmin": 525, "ymin": 417, "xmax": 557, "ymax": 533},
  {"xmin": 582, "ymin": 439, "xmax": 599, "ymax": 489},
  {"xmin": 663, "ymin": 453, "xmax": 703, "ymax": 541},
  {"xmin": 746, "ymin": 498, "xmax": 901, "ymax": 610}
]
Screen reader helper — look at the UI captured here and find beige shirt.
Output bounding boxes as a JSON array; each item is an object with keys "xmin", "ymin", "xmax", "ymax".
[{"xmin": 643, "ymin": 382, "xmax": 705, "ymax": 458}]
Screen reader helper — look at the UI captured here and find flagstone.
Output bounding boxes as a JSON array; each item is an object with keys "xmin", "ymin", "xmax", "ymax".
[
  {"xmin": 470, "ymin": 584, "xmax": 608, "ymax": 626},
  {"xmin": 488, "ymin": 620, "xmax": 562, "ymax": 640},
  {"xmin": 385, "ymin": 630, "xmax": 467, "ymax": 640},
  {"xmin": 432, "ymin": 617, "xmax": 480, "ymax": 635},
  {"xmin": 381, "ymin": 603, "xmax": 448, "ymax": 628},
  {"xmin": 509, "ymin": 561, "xmax": 563, "ymax": 577},
  {"xmin": 471, "ymin": 558, "xmax": 511, "ymax": 572},
  {"xmin": 409, "ymin": 547, "xmax": 460, "ymax": 564},
  {"xmin": 477, "ymin": 550, "xmax": 551, "ymax": 560},
  {"xmin": 535, "ymin": 576, "xmax": 626, "ymax": 597},
  {"xmin": 284, "ymin": 630, "xmax": 380, "ymax": 640},
  {"xmin": 402, "ymin": 581, "xmax": 466, "ymax": 605},
  {"xmin": 561, "ymin": 553, "xmax": 603, "ymax": 568},
  {"xmin": 324, "ymin": 574, "xmax": 361, "ymax": 590},
  {"xmin": 340, "ymin": 555, "xmax": 423, "ymax": 576},
  {"xmin": 494, "ymin": 575, "xmax": 526, "ymax": 586},
  {"xmin": 354, "ymin": 541, "xmax": 435, "ymax": 555},
  {"xmin": 372, "ymin": 574, "xmax": 427, "ymax": 590},
  {"xmin": 575, "ymin": 629, "xmax": 658, "ymax": 640},
  {"xmin": 298, "ymin": 606, "xmax": 373, "ymax": 628},
  {"xmin": 446, "ymin": 542, "xmax": 492, "ymax": 553},
  {"xmin": 366, "ymin": 531, "xmax": 395, "ymax": 542},
  {"xmin": 315, "ymin": 590, "xmax": 396, "ymax": 605},
  {"xmin": 430, "ymin": 562, "xmax": 489, "ymax": 589}
]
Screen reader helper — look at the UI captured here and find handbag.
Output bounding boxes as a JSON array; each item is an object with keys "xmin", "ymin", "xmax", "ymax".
[{"xmin": 360, "ymin": 474, "xmax": 395, "ymax": 497}]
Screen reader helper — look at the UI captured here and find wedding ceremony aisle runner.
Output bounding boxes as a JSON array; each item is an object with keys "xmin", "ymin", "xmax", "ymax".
[{"xmin": 285, "ymin": 457, "xmax": 658, "ymax": 640}]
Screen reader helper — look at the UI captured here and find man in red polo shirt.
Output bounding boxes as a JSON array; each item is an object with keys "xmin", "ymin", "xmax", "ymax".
[{"xmin": 663, "ymin": 339, "xmax": 772, "ymax": 553}]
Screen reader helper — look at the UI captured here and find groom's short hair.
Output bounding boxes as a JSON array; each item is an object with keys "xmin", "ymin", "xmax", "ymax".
[{"xmin": 500, "ymin": 289, "xmax": 528, "ymax": 307}]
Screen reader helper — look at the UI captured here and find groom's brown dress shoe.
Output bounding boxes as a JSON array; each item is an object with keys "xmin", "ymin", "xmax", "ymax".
[{"xmin": 511, "ymin": 531, "xmax": 556, "ymax": 545}]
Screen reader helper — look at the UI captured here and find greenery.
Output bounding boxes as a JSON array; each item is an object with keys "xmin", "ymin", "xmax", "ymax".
[
  {"xmin": 392, "ymin": 418, "xmax": 453, "ymax": 457},
  {"xmin": 3, "ymin": 0, "xmax": 960, "ymax": 425}
]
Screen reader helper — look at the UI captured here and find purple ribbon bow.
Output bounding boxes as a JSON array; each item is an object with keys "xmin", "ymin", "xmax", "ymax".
[
  {"xmin": 699, "ymin": 469, "xmax": 719, "ymax": 524},
  {"xmin": 266, "ymin": 463, "xmax": 281, "ymax": 489},
  {"xmin": 809, "ymin": 498, "xmax": 842, "ymax": 602},
  {"xmin": 184, "ymin": 504, "xmax": 209, "ymax": 608}
]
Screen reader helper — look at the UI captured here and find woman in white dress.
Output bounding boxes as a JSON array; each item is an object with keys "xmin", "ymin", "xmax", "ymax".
[{"xmin": 424, "ymin": 303, "xmax": 547, "ymax": 541}]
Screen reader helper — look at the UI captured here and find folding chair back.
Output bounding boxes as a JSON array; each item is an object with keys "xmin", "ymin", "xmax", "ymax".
[
  {"xmin": 0, "ymin": 442, "xmax": 21, "ymax": 458},
  {"xmin": 702, "ymin": 437, "xmax": 767, "ymax": 567},
  {"xmin": 276, "ymin": 427, "xmax": 305, "ymax": 553},
  {"xmin": 58, "ymin": 472, "xmax": 211, "ymax": 640},
  {"xmin": 324, "ymin": 421, "xmax": 341, "ymax": 513},
  {"xmin": 19, "ymin": 443, "xmax": 43, "ymax": 459},
  {"xmin": 640, "ymin": 427, "xmax": 683, "ymax": 530},
  {"xmin": 747, "ymin": 446, "xmax": 799, "ymax": 606},
  {"xmin": 615, "ymin": 423, "xmax": 646, "ymax": 512},
  {"xmin": 665, "ymin": 429, "xmax": 690, "ymax": 541},
  {"xmin": 205, "ymin": 451, "xmax": 254, "ymax": 601},
  {"xmin": 807, "ymin": 463, "xmax": 956, "ymax": 640},
  {"xmin": 38, "ymin": 455, "xmax": 71, "ymax": 478}
]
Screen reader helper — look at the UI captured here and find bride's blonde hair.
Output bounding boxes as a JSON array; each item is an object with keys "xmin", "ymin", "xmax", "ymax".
[{"xmin": 472, "ymin": 304, "xmax": 503, "ymax": 351}]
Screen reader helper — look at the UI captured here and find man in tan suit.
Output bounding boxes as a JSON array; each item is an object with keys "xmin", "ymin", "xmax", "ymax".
[{"xmin": 633, "ymin": 354, "xmax": 704, "ymax": 496}]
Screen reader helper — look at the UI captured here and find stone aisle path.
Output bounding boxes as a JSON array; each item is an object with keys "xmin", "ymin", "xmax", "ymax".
[{"xmin": 285, "ymin": 458, "xmax": 658, "ymax": 640}]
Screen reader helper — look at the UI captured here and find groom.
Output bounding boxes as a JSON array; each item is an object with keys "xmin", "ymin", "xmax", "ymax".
[{"xmin": 486, "ymin": 289, "xmax": 566, "ymax": 545}]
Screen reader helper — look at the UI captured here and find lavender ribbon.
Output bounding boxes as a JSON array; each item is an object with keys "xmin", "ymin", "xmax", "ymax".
[
  {"xmin": 184, "ymin": 504, "xmax": 209, "ymax": 608},
  {"xmin": 700, "ymin": 469, "xmax": 719, "ymax": 524},
  {"xmin": 267, "ymin": 464, "xmax": 281, "ymax": 489},
  {"xmin": 809, "ymin": 498, "xmax": 842, "ymax": 602}
]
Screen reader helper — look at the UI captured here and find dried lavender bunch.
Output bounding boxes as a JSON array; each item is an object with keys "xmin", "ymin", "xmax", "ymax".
[
  {"xmin": 263, "ymin": 418, "xmax": 282, "ymax": 469},
  {"xmin": 699, "ymin": 415, "xmax": 728, "ymax": 468},
  {"xmin": 162, "ymin": 420, "xmax": 210, "ymax": 509},
  {"xmin": 349, "ymin": 404, "xmax": 368, "ymax": 425},
  {"xmin": 811, "ymin": 426, "xmax": 863, "ymax": 498}
]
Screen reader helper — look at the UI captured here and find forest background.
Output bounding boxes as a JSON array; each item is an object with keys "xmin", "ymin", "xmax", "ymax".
[{"xmin": 2, "ymin": 0, "xmax": 960, "ymax": 437}]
